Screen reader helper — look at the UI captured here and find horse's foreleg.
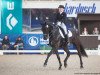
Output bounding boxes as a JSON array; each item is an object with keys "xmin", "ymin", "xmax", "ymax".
[
  {"xmin": 44, "ymin": 50, "xmax": 53, "ymax": 67},
  {"xmin": 54, "ymin": 49, "xmax": 62, "ymax": 70},
  {"xmin": 63, "ymin": 46, "xmax": 70, "ymax": 68},
  {"xmin": 76, "ymin": 44, "xmax": 83, "ymax": 68}
]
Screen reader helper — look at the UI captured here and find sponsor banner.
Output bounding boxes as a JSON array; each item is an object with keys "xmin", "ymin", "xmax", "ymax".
[
  {"xmin": 24, "ymin": 34, "xmax": 49, "ymax": 50},
  {"xmin": 1, "ymin": 0, "xmax": 22, "ymax": 34},
  {"xmin": 64, "ymin": 1, "xmax": 100, "ymax": 17},
  {"xmin": 0, "ymin": 34, "xmax": 49, "ymax": 50},
  {"xmin": 23, "ymin": 1, "xmax": 100, "ymax": 17},
  {"xmin": 0, "ymin": 0, "xmax": 1, "ymax": 34},
  {"xmin": 0, "ymin": 34, "xmax": 76, "ymax": 50},
  {"xmin": 25, "ymin": 34, "xmax": 40, "ymax": 50}
]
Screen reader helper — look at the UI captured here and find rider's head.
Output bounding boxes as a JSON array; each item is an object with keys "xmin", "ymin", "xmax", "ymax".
[{"xmin": 58, "ymin": 5, "xmax": 65, "ymax": 13}]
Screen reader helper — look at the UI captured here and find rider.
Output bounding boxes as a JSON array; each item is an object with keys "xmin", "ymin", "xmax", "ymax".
[{"xmin": 55, "ymin": 5, "xmax": 69, "ymax": 44}]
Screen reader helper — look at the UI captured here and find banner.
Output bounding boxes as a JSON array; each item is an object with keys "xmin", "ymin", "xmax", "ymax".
[
  {"xmin": 64, "ymin": 1, "xmax": 100, "ymax": 17},
  {"xmin": 0, "ymin": 34, "xmax": 49, "ymax": 50},
  {"xmin": 1, "ymin": 0, "xmax": 22, "ymax": 34},
  {"xmin": 0, "ymin": 0, "xmax": 1, "ymax": 34}
]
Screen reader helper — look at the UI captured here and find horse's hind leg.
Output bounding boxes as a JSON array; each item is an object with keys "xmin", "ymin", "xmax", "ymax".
[
  {"xmin": 75, "ymin": 43, "xmax": 83, "ymax": 68},
  {"xmin": 63, "ymin": 46, "xmax": 70, "ymax": 68},
  {"xmin": 78, "ymin": 51, "xmax": 83, "ymax": 68},
  {"xmin": 44, "ymin": 50, "xmax": 53, "ymax": 67},
  {"xmin": 54, "ymin": 49, "xmax": 62, "ymax": 70}
]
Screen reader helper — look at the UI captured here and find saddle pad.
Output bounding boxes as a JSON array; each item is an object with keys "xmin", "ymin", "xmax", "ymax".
[
  {"xmin": 59, "ymin": 29, "xmax": 65, "ymax": 38},
  {"xmin": 59, "ymin": 29, "xmax": 72, "ymax": 38}
]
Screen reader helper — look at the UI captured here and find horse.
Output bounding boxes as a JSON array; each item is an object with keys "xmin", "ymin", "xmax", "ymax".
[{"xmin": 41, "ymin": 21, "xmax": 88, "ymax": 70}]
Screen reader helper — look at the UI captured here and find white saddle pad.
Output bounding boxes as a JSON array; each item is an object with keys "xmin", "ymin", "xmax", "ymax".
[{"xmin": 59, "ymin": 29, "xmax": 72, "ymax": 38}]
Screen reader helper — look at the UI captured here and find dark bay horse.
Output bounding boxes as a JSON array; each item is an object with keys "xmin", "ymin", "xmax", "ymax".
[{"xmin": 41, "ymin": 21, "xmax": 88, "ymax": 70}]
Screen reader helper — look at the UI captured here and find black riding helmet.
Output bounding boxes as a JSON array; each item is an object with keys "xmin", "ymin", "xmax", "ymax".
[{"xmin": 58, "ymin": 5, "xmax": 64, "ymax": 9}]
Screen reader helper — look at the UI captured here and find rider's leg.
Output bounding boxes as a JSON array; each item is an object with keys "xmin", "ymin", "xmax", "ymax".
[
  {"xmin": 60, "ymin": 23, "xmax": 68, "ymax": 34},
  {"xmin": 61, "ymin": 23, "xmax": 70, "ymax": 44},
  {"xmin": 57, "ymin": 22, "xmax": 70, "ymax": 44}
]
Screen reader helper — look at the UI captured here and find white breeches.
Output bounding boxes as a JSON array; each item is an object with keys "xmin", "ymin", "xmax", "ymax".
[{"xmin": 57, "ymin": 22, "xmax": 68, "ymax": 34}]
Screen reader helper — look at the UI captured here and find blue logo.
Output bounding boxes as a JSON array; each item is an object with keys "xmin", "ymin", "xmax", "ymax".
[
  {"xmin": 28, "ymin": 36, "xmax": 39, "ymax": 46},
  {"xmin": 65, "ymin": 3, "xmax": 96, "ymax": 15},
  {"xmin": 40, "ymin": 37, "xmax": 49, "ymax": 45}
]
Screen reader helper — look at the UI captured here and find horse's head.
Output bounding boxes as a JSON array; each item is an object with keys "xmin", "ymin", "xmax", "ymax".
[{"xmin": 41, "ymin": 21, "xmax": 53, "ymax": 40}]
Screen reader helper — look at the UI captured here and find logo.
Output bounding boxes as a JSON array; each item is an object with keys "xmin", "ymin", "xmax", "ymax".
[
  {"xmin": 6, "ymin": 13, "xmax": 18, "ymax": 30},
  {"xmin": 40, "ymin": 36, "xmax": 49, "ymax": 45},
  {"xmin": 28, "ymin": 36, "xmax": 39, "ymax": 46},
  {"xmin": 7, "ymin": 2, "xmax": 14, "ymax": 10},
  {"xmin": 1, "ymin": 0, "xmax": 22, "ymax": 34},
  {"xmin": 65, "ymin": 3, "xmax": 96, "ymax": 17},
  {"xmin": 6, "ymin": 1, "xmax": 18, "ymax": 30}
]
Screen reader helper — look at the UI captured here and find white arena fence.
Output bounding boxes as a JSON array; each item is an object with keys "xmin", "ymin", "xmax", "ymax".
[{"xmin": 0, "ymin": 49, "xmax": 100, "ymax": 55}]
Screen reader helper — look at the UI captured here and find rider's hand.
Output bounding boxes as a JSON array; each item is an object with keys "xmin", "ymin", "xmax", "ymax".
[{"xmin": 57, "ymin": 22, "xmax": 61, "ymax": 26}]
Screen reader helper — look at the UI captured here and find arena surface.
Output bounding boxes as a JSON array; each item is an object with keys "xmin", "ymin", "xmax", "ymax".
[{"xmin": 0, "ymin": 54, "xmax": 100, "ymax": 75}]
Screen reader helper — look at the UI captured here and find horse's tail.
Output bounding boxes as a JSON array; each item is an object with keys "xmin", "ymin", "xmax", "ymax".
[{"xmin": 80, "ymin": 44, "xmax": 88, "ymax": 57}]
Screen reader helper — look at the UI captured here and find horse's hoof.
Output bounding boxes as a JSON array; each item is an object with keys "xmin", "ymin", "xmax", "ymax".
[
  {"xmin": 80, "ymin": 66, "xmax": 84, "ymax": 69},
  {"xmin": 58, "ymin": 67, "xmax": 62, "ymax": 70},
  {"xmin": 43, "ymin": 63, "xmax": 47, "ymax": 67},
  {"xmin": 64, "ymin": 63, "xmax": 67, "ymax": 68}
]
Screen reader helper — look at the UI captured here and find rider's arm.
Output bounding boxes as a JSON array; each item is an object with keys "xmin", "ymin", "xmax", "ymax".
[{"xmin": 61, "ymin": 12, "xmax": 67, "ymax": 24}]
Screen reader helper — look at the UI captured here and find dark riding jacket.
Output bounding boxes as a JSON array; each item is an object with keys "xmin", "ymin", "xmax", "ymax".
[
  {"xmin": 2, "ymin": 38, "xmax": 10, "ymax": 46},
  {"xmin": 55, "ymin": 12, "xmax": 67, "ymax": 24},
  {"xmin": 14, "ymin": 39, "xmax": 23, "ymax": 45}
]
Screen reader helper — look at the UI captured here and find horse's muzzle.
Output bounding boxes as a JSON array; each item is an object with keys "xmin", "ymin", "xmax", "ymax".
[{"xmin": 43, "ymin": 34, "xmax": 48, "ymax": 40}]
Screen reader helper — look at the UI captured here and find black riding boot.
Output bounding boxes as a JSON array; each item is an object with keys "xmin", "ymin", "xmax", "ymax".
[{"xmin": 65, "ymin": 34, "xmax": 70, "ymax": 44}]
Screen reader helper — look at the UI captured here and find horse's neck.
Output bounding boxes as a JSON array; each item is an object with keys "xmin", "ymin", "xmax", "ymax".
[{"xmin": 49, "ymin": 26, "xmax": 61, "ymax": 39}]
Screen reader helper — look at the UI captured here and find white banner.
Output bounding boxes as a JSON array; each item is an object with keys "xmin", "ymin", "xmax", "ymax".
[
  {"xmin": 65, "ymin": 1, "xmax": 100, "ymax": 17},
  {"xmin": 23, "ymin": 1, "xmax": 100, "ymax": 17}
]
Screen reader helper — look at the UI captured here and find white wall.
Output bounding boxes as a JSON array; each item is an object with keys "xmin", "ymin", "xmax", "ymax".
[{"xmin": 23, "ymin": 1, "xmax": 66, "ymax": 8}]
